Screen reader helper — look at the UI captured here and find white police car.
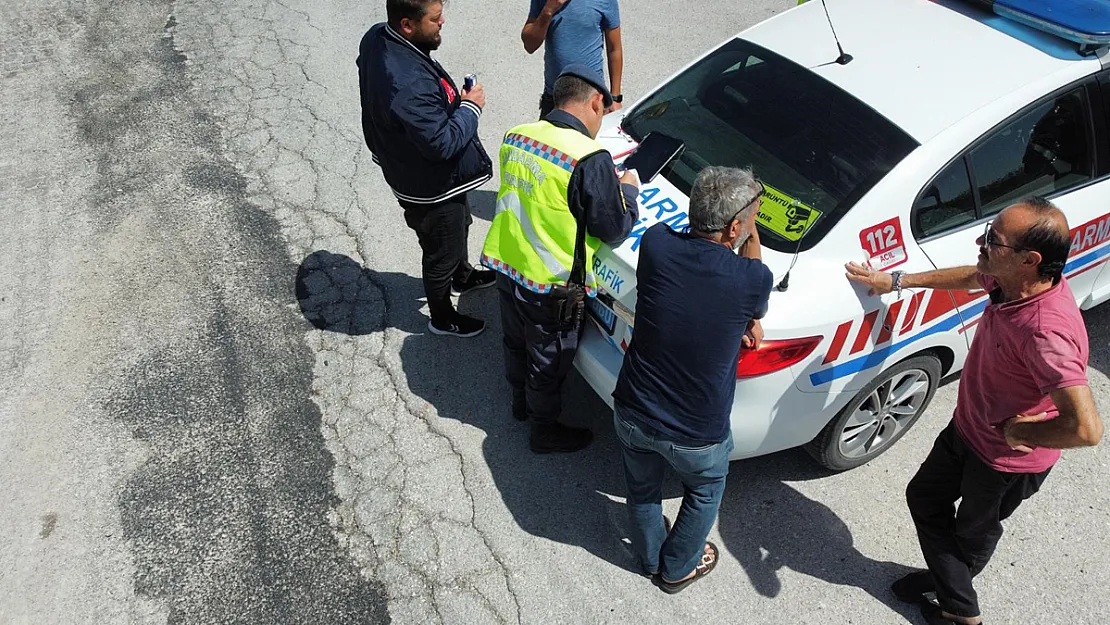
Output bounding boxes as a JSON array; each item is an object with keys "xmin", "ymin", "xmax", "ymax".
[{"xmin": 574, "ymin": 0, "xmax": 1110, "ymax": 470}]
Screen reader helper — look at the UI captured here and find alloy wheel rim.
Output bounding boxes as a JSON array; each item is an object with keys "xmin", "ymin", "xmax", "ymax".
[{"xmin": 837, "ymin": 368, "xmax": 931, "ymax": 459}]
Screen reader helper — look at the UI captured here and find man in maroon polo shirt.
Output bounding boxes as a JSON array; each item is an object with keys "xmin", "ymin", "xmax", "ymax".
[{"xmin": 845, "ymin": 197, "xmax": 1103, "ymax": 625}]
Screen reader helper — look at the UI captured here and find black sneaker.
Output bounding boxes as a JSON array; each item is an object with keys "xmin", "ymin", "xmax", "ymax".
[
  {"xmin": 530, "ymin": 422, "xmax": 593, "ymax": 453},
  {"xmin": 919, "ymin": 599, "xmax": 982, "ymax": 625},
  {"xmin": 428, "ymin": 313, "xmax": 485, "ymax": 338},
  {"xmin": 892, "ymin": 570, "xmax": 935, "ymax": 603},
  {"xmin": 452, "ymin": 269, "xmax": 497, "ymax": 295}
]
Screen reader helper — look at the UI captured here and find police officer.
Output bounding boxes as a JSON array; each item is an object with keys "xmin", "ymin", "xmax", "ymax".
[{"xmin": 481, "ymin": 64, "xmax": 640, "ymax": 453}]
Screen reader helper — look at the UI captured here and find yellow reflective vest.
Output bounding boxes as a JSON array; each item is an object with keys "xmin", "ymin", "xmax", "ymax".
[{"xmin": 481, "ymin": 121, "xmax": 607, "ymax": 296}]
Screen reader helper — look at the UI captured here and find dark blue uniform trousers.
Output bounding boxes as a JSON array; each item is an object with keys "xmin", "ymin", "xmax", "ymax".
[{"xmin": 496, "ymin": 274, "xmax": 580, "ymax": 424}]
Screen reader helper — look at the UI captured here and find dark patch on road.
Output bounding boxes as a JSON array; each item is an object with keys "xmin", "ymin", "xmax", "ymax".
[
  {"xmin": 70, "ymin": 0, "xmax": 391, "ymax": 622},
  {"xmin": 184, "ymin": 161, "xmax": 248, "ymax": 195},
  {"xmin": 109, "ymin": 301, "xmax": 388, "ymax": 624},
  {"xmin": 41, "ymin": 513, "xmax": 58, "ymax": 539},
  {"xmin": 68, "ymin": 0, "xmax": 218, "ymax": 229}
]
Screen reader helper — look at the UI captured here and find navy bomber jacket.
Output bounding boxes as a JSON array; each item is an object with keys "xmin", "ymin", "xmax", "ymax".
[{"xmin": 357, "ymin": 24, "xmax": 493, "ymax": 204}]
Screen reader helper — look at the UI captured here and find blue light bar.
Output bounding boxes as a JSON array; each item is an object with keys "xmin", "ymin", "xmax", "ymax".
[{"xmin": 979, "ymin": 0, "xmax": 1110, "ymax": 49}]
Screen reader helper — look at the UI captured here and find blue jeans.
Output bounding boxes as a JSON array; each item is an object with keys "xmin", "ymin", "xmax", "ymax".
[{"xmin": 613, "ymin": 405, "xmax": 734, "ymax": 581}]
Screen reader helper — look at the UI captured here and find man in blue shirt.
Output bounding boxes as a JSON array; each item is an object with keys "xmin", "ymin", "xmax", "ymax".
[
  {"xmin": 612, "ymin": 166, "xmax": 772, "ymax": 593},
  {"xmin": 521, "ymin": 0, "xmax": 624, "ymax": 119}
]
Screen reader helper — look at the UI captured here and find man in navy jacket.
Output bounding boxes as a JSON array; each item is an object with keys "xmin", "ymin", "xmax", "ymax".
[{"xmin": 357, "ymin": 0, "xmax": 496, "ymax": 337}]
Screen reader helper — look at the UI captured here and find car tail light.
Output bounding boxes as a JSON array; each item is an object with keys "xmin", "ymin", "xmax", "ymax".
[{"xmin": 736, "ymin": 336, "xmax": 823, "ymax": 379}]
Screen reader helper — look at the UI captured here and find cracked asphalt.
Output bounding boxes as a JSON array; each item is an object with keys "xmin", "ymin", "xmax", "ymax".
[{"xmin": 1, "ymin": 0, "xmax": 1108, "ymax": 624}]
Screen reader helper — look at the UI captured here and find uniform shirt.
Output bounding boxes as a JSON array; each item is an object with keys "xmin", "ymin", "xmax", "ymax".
[
  {"xmin": 954, "ymin": 273, "xmax": 1089, "ymax": 473},
  {"xmin": 543, "ymin": 109, "xmax": 638, "ymax": 245},
  {"xmin": 613, "ymin": 224, "xmax": 773, "ymax": 446},
  {"xmin": 529, "ymin": 0, "xmax": 620, "ymax": 96}
]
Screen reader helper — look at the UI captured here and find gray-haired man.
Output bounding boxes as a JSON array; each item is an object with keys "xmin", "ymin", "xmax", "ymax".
[{"xmin": 612, "ymin": 166, "xmax": 773, "ymax": 593}]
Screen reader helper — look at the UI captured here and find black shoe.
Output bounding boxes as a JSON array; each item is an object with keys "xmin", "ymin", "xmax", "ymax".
[
  {"xmin": 529, "ymin": 422, "xmax": 593, "ymax": 453},
  {"xmin": 428, "ymin": 313, "xmax": 485, "ymax": 338},
  {"xmin": 452, "ymin": 269, "xmax": 496, "ymax": 295},
  {"xmin": 919, "ymin": 599, "xmax": 982, "ymax": 624},
  {"xmin": 892, "ymin": 570, "xmax": 935, "ymax": 603}
]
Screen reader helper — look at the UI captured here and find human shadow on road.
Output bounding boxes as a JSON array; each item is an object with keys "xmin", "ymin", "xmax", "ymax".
[
  {"xmin": 294, "ymin": 249, "xmax": 645, "ymax": 572},
  {"xmin": 716, "ymin": 450, "xmax": 921, "ymax": 621},
  {"xmin": 293, "ymin": 249, "xmax": 940, "ymax": 611},
  {"xmin": 1082, "ymin": 303, "xmax": 1110, "ymax": 380},
  {"xmin": 395, "ymin": 287, "xmax": 647, "ymax": 573},
  {"xmin": 295, "ymin": 250, "xmax": 427, "ymax": 335}
]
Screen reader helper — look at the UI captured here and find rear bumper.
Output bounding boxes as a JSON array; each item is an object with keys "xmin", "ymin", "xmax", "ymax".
[
  {"xmin": 574, "ymin": 323, "xmax": 623, "ymax": 409},
  {"xmin": 575, "ymin": 324, "xmax": 849, "ymax": 459}
]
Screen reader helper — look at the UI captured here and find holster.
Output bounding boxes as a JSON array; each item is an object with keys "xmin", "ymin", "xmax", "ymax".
[{"xmin": 548, "ymin": 283, "xmax": 586, "ymax": 326}]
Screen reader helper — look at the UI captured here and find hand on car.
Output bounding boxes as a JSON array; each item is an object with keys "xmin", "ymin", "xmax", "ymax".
[
  {"xmin": 606, "ymin": 100, "xmax": 623, "ymax": 114},
  {"xmin": 844, "ymin": 261, "xmax": 892, "ymax": 296},
  {"xmin": 462, "ymin": 83, "xmax": 486, "ymax": 109}
]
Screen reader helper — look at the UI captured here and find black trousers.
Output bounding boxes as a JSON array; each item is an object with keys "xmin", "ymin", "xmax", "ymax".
[
  {"xmin": 539, "ymin": 92, "xmax": 555, "ymax": 120},
  {"xmin": 496, "ymin": 274, "xmax": 580, "ymax": 424},
  {"xmin": 400, "ymin": 195, "xmax": 475, "ymax": 324},
  {"xmin": 906, "ymin": 421, "xmax": 1051, "ymax": 618}
]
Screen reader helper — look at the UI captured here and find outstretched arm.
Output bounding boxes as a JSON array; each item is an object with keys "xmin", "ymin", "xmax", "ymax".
[{"xmin": 844, "ymin": 262, "xmax": 979, "ymax": 296}]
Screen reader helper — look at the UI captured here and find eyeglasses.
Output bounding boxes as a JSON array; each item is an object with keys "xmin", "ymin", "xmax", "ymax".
[{"xmin": 982, "ymin": 222, "xmax": 1025, "ymax": 252}]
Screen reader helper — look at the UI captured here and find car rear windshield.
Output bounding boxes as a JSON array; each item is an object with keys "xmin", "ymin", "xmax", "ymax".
[{"xmin": 622, "ymin": 38, "xmax": 919, "ymax": 253}]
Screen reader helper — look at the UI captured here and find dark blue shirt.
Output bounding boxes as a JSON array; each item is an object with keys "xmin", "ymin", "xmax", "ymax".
[
  {"xmin": 529, "ymin": 0, "xmax": 620, "ymax": 95},
  {"xmin": 613, "ymin": 223, "xmax": 773, "ymax": 446}
]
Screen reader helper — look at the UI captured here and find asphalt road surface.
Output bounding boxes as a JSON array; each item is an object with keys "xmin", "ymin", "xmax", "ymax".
[{"xmin": 1, "ymin": 0, "xmax": 1107, "ymax": 624}]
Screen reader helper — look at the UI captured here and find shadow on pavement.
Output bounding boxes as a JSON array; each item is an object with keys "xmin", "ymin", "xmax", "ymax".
[
  {"xmin": 1082, "ymin": 303, "xmax": 1110, "ymax": 378},
  {"xmin": 716, "ymin": 449, "xmax": 920, "ymax": 622},
  {"xmin": 395, "ymin": 284, "xmax": 647, "ymax": 573},
  {"xmin": 295, "ymin": 250, "xmax": 425, "ymax": 335},
  {"xmin": 293, "ymin": 248, "xmax": 988, "ymax": 619},
  {"xmin": 294, "ymin": 249, "xmax": 647, "ymax": 572}
]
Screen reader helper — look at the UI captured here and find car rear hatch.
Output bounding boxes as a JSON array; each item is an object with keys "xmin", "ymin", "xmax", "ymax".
[
  {"xmin": 586, "ymin": 119, "xmax": 799, "ymax": 349},
  {"xmin": 581, "ymin": 34, "xmax": 918, "ymax": 373}
]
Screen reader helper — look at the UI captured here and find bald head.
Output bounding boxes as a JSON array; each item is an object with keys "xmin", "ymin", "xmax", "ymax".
[
  {"xmin": 1005, "ymin": 197, "xmax": 1070, "ymax": 280},
  {"xmin": 1017, "ymin": 196, "xmax": 1068, "ymax": 233}
]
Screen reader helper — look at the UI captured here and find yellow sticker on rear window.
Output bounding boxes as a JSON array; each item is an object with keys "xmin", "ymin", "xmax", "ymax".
[{"xmin": 756, "ymin": 184, "xmax": 821, "ymax": 242}]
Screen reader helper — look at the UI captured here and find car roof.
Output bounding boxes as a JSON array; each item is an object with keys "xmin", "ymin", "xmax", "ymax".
[{"xmin": 741, "ymin": 0, "xmax": 1102, "ymax": 143}]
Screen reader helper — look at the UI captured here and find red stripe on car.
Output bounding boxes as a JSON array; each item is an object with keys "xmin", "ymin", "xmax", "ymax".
[
  {"xmin": 823, "ymin": 320, "xmax": 853, "ymax": 364},
  {"xmin": 876, "ymin": 299, "xmax": 905, "ymax": 346},
  {"xmin": 900, "ymin": 291, "xmax": 925, "ymax": 336},
  {"xmin": 850, "ymin": 310, "xmax": 880, "ymax": 355}
]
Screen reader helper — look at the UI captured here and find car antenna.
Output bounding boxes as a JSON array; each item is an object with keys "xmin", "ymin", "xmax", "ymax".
[
  {"xmin": 774, "ymin": 201, "xmax": 812, "ymax": 292},
  {"xmin": 819, "ymin": 0, "xmax": 852, "ymax": 66}
]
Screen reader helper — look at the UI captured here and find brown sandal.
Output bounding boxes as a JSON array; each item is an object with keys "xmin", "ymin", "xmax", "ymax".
[{"xmin": 655, "ymin": 541, "xmax": 719, "ymax": 594}]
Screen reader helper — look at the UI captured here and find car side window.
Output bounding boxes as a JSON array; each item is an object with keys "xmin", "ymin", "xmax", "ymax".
[
  {"xmin": 914, "ymin": 157, "xmax": 976, "ymax": 238},
  {"xmin": 969, "ymin": 87, "xmax": 1094, "ymax": 216}
]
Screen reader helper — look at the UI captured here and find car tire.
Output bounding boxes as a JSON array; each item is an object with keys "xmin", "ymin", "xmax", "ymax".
[{"xmin": 805, "ymin": 354, "xmax": 943, "ymax": 471}]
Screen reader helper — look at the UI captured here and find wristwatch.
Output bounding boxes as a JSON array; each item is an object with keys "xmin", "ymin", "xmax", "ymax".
[
  {"xmin": 890, "ymin": 270, "xmax": 906, "ymax": 295},
  {"xmin": 611, "ymin": 94, "xmax": 623, "ymax": 103}
]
